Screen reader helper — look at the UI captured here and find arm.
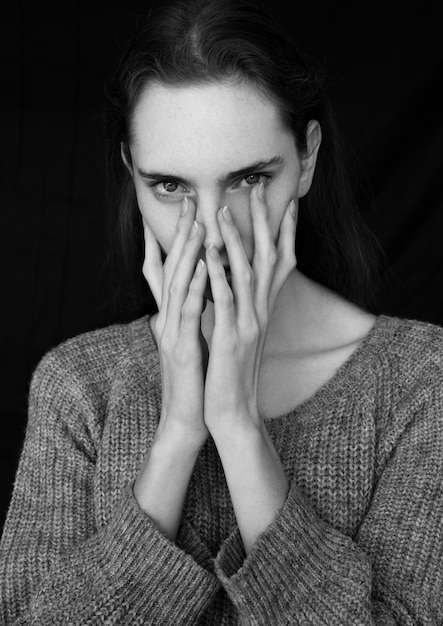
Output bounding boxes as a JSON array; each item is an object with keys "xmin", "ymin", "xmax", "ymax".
[
  {"xmin": 1, "ymin": 197, "xmax": 217, "ymax": 625},
  {"xmin": 0, "ymin": 353, "xmax": 219, "ymax": 625},
  {"xmin": 134, "ymin": 197, "xmax": 209, "ymax": 541},
  {"xmin": 204, "ymin": 183, "xmax": 296, "ymax": 554},
  {"xmin": 133, "ymin": 428, "xmax": 203, "ymax": 541},
  {"xmin": 203, "ymin": 184, "xmax": 443, "ymax": 623},
  {"xmin": 213, "ymin": 394, "xmax": 443, "ymax": 625},
  {"xmin": 211, "ymin": 421, "xmax": 288, "ymax": 555}
]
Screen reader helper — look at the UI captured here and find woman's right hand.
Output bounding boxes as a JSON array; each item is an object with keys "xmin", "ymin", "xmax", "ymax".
[
  {"xmin": 142, "ymin": 197, "xmax": 209, "ymax": 449},
  {"xmin": 133, "ymin": 198, "xmax": 208, "ymax": 540}
]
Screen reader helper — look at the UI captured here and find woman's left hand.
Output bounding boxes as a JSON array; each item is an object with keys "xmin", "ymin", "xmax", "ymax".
[{"xmin": 204, "ymin": 182, "xmax": 297, "ymax": 437}]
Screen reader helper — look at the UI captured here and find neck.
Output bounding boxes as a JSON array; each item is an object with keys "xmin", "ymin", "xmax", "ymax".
[{"xmin": 200, "ymin": 269, "xmax": 320, "ymax": 355}]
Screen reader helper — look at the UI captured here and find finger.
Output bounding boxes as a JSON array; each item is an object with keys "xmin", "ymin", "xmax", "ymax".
[
  {"xmin": 206, "ymin": 243, "xmax": 236, "ymax": 330},
  {"xmin": 165, "ymin": 220, "xmax": 206, "ymax": 332},
  {"xmin": 159, "ymin": 197, "xmax": 196, "ymax": 320},
  {"xmin": 269, "ymin": 200, "xmax": 297, "ymax": 306},
  {"xmin": 250, "ymin": 182, "xmax": 278, "ymax": 313},
  {"xmin": 250, "ymin": 182, "xmax": 275, "ymax": 261},
  {"xmin": 216, "ymin": 205, "xmax": 255, "ymax": 328},
  {"xmin": 180, "ymin": 259, "xmax": 208, "ymax": 338},
  {"xmin": 142, "ymin": 220, "xmax": 163, "ymax": 308}
]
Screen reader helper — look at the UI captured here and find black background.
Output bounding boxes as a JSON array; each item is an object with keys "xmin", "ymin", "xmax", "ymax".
[{"xmin": 1, "ymin": 0, "xmax": 442, "ymax": 530}]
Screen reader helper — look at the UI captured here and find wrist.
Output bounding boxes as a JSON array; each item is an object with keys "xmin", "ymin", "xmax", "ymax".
[
  {"xmin": 153, "ymin": 415, "xmax": 209, "ymax": 455},
  {"xmin": 209, "ymin": 414, "xmax": 265, "ymax": 451},
  {"xmin": 134, "ymin": 424, "xmax": 205, "ymax": 538},
  {"xmin": 153, "ymin": 422, "xmax": 207, "ymax": 457},
  {"xmin": 209, "ymin": 416, "xmax": 289, "ymax": 555}
]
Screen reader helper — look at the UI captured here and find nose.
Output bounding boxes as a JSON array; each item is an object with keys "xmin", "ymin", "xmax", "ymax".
[{"xmin": 193, "ymin": 194, "xmax": 225, "ymax": 251}]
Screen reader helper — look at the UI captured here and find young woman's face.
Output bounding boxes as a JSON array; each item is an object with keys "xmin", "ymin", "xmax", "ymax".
[{"xmin": 127, "ymin": 81, "xmax": 318, "ymax": 263}]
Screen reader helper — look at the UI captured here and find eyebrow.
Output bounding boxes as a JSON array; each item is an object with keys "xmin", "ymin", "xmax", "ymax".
[{"xmin": 136, "ymin": 155, "xmax": 283, "ymax": 187}]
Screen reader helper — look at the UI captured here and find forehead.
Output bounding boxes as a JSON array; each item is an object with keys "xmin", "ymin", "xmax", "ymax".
[{"xmin": 130, "ymin": 81, "xmax": 294, "ymax": 170}]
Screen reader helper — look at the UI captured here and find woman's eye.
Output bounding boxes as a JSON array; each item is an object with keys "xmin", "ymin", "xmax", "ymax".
[
  {"xmin": 162, "ymin": 181, "xmax": 179, "ymax": 193},
  {"xmin": 150, "ymin": 173, "xmax": 271, "ymax": 199},
  {"xmin": 150, "ymin": 180, "xmax": 189, "ymax": 199},
  {"xmin": 244, "ymin": 173, "xmax": 261, "ymax": 185},
  {"xmin": 234, "ymin": 173, "xmax": 271, "ymax": 190}
]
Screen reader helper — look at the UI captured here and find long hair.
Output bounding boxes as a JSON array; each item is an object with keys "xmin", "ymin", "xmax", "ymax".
[{"xmin": 103, "ymin": 0, "xmax": 381, "ymax": 312}]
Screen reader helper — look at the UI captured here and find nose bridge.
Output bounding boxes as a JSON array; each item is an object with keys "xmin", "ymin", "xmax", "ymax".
[{"xmin": 194, "ymin": 192, "xmax": 224, "ymax": 249}]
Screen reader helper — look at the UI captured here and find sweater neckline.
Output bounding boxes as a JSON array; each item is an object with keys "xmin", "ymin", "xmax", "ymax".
[
  {"xmin": 264, "ymin": 313, "xmax": 399, "ymax": 424},
  {"xmin": 129, "ymin": 313, "xmax": 399, "ymax": 424}
]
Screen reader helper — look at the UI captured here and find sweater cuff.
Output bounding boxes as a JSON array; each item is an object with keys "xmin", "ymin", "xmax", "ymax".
[
  {"xmin": 100, "ymin": 484, "xmax": 220, "ymax": 623},
  {"xmin": 214, "ymin": 483, "xmax": 372, "ymax": 624}
]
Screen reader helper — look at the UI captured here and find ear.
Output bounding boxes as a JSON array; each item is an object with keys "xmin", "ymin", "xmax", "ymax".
[
  {"xmin": 120, "ymin": 141, "xmax": 134, "ymax": 176},
  {"xmin": 297, "ymin": 120, "xmax": 321, "ymax": 198}
]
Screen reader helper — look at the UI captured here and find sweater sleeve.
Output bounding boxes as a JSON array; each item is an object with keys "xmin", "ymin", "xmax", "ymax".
[
  {"xmin": 214, "ymin": 389, "xmax": 443, "ymax": 625},
  {"xmin": 0, "ymin": 352, "xmax": 219, "ymax": 625}
]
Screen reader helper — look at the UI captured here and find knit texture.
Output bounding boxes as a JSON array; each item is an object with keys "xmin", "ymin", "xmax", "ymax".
[{"xmin": 1, "ymin": 314, "xmax": 443, "ymax": 624}]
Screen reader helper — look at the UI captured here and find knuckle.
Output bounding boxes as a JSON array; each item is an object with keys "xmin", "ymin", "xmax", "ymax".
[
  {"xmin": 181, "ymin": 302, "xmax": 198, "ymax": 322},
  {"xmin": 168, "ymin": 279, "xmax": 179, "ymax": 297},
  {"xmin": 248, "ymin": 319, "xmax": 260, "ymax": 339},
  {"xmin": 219, "ymin": 289, "xmax": 234, "ymax": 308},
  {"xmin": 245, "ymin": 268, "xmax": 255, "ymax": 287},
  {"xmin": 241, "ymin": 319, "xmax": 259, "ymax": 343},
  {"xmin": 267, "ymin": 247, "xmax": 278, "ymax": 266}
]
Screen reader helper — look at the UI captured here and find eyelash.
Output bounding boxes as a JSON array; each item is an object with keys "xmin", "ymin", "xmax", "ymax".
[{"xmin": 148, "ymin": 173, "xmax": 273, "ymax": 199}]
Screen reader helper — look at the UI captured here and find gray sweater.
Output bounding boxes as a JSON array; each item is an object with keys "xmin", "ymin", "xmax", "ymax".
[{"xmin": 1, "ymin": 314, "xmax": 443, "ymax": 624}]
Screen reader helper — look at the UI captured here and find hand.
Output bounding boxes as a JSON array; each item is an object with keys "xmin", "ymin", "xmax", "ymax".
[
  {"xmin": 204, "ymin": 183, "xmax": 297, "ymax": 435},
  {"xmin": 142, "ymin": 198, "xmax": 209, "ymax": 448}
]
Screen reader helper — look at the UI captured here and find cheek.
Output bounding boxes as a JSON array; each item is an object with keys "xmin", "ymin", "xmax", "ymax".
[
  {"xmin": 226, "ymin": 183, "xmax": 298, "ymax": 258},
  {"xmin": 225, "ymin": 192, "xmax": 255, "ymax": 257},
  {"xmin": 266, "ymin": 185, "xmax": 298, "ymax": 241}
]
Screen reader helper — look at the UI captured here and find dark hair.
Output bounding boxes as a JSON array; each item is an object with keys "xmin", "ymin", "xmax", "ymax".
[{"xmin": 104, "ymin": 0, "xmax": 381, "ymax": 312}]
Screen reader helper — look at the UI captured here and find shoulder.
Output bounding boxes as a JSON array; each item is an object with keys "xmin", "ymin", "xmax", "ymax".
[
  {"xmin": 360, "ymin": 316, "xmax": 443, "ymax": 475},
  {"xmin": 320, "ymin": 311, "xmax": 443, "ymax": 422},
  {"xmin": 309, "ymin": 280, "xmax": 443, "ymax": 369},
  {"xmin": 363, "ymin": 315, "xmax": 443, "ymax": 432},
  {"xmin": 367, "ymin": 315, "xmax": 443, "ymax": 382},
  {"xmin": 30, "ymin": 315, "xmax": 159, "ymax": 407}
]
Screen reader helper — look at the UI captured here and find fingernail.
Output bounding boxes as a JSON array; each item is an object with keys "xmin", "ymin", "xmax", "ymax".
[
  {"xmin": 195, "ymin": 259, "xmax": 205, "ymax": 276},
  {"xmin": 207, "ymin": 245, "xmax": 219, "ymax": 261},
  {"xmin": 222, "ymin": 205, "xmax": 233, "ymax": 223},
  {"xmin": 181, "ymin": 196, "xmax": 189, "ymax": 216},
  {"xmin": 188, "ymin": 220, "xmax": 199, "ymax": 239},
  {"xmin": 288, "ymin": 200, "xmax": 296, "ymax": 217},
  {"xmin": 257, "ymin": 182, "xmax": 265, "ymax": 201}
]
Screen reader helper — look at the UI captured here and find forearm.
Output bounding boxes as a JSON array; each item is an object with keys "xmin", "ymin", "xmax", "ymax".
[
  {"xmin": 1, "ymin": 485, "xmax": 219, "ymax": 625},
  {"xmin": 133, "ymin": 427, "xmax": 204, "ymax": 541},
  {"xmin": 213, "ymin": 421, "xmax": 289, "ymax": 554}
]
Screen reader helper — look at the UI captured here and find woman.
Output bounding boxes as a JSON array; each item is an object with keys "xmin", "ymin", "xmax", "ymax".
[{"xmin": 1, "ymin": 0, "xmax": 442, "ymax": 623}]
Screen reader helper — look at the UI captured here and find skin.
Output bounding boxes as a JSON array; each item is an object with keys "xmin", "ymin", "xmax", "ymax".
[
  {"xmin": 127, "ymin": 81, "xmax": 321, "ymax": 344},
  {"xmin": 128, "ymin": 81, "xmax": 312, "ymax": 257},
  {"xmin": 124, "ymin": 80, "xmax": 375, "ymax": 554}
]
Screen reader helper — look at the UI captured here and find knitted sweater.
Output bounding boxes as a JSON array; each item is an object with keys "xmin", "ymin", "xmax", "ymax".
[{"xmin": 1, "ymin": 314, "xmax": 443, "ymax": 625}]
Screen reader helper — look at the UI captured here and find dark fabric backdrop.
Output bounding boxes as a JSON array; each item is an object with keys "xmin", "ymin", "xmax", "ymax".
[{"xmin": 1, "ymin": 0, "xmax": 442, "ymax": 530}]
